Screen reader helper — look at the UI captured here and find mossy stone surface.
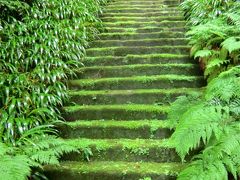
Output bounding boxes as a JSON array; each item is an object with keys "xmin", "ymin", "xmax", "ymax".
[{"xmin": 45, "ymin": 0, "xmax": 205, "ymax": 179}]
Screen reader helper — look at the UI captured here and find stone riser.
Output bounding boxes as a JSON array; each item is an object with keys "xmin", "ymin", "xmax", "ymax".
[
  {"xmin": 103, "ymin": 21, "xmax": 185, "ymax": 28},
  {"xmin": 68, "ymin": 88, "xmax": 199, "ymax": 105},
  {"xmin": 104, "ymin": 8, "xmax": 180, "ymax": 14},
  {"xmin": 90, "ymin": 38, "xmax": 188, "ymax": 47},
  {"xmin": 102, "ymin": 16, "xmax": 183, "ymax": 22},
  {"xmin": 83, "ymin": 55, "xmax": 193, "ymax": 66},
  {"xmin": 86, "ymin": 46, "xmax": 189, "ymax": 57},
  {"xmin": 59, "ymin": 125, "xmax": 172, "ymax": 139},
  {"xmin": 75, "ymin": 64, "xmax": 199, "ymax": 79},
  {"xmin": 63, "ymin": 106, "xmax": 168, "ymax": 121},
  {"xmin": 102, "ymin": 12, "xmax": 182, "ymax": 18},
  {"xmin": 105, "ymin": 27, "xmax": 186, "ymax": 33},
  {"xmin": 61, "ymin": 146, "xmax": 179, "ymax": 162},
  {"xmin": 45, "ymin": 169, "xmax": 177, "ymax": 180},
  {"xmin": 98, "ymin": 32, "xmax": 186, "ymax": 40},
  {"xmin": 68, "ymin": 77, "xmax": 205, "ymax": 91}
]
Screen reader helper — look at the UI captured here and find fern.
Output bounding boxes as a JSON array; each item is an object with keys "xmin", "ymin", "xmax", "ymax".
[
  {"xmin": 206, "ymin": 66, "xmax": 240, "ymax": 102},
  {"xmin": 170, "ymin": 103, "xmax": 229, "ymax": 160},
  {"xmin": 168, "ymin": 67, "xmax": 240, "ymax": 179},
  {"xmin": 167, "ymin": 93, "xmax": 203, "ymax": 129},
  {"xmin": 221, "ymin": 37, "xmax": 240, "ymax": 53},
  {"xmin": 194, "ymin": 49, "xmax": 212, "ymax": 59}
]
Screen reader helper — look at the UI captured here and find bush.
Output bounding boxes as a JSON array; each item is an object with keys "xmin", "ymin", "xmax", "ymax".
[
  {"xmin": 0, "ymin": 0, "xmax": 107, "ymax": 178},
  {"xmin": 168, "ymin": 0, "xmax": 240, "ymax": 179}
]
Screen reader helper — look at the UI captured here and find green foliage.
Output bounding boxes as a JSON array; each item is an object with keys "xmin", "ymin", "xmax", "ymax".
[
  {"xmin": 168, "ymin": 66, "xmax": 240, "ymax": 179},
  {"xmin": 183, "ymin": 0, "xmax": 240, "ymax": 81},
  {"xmin": 181, "ymin": 0, "xmax": 236, "ymax": 25},
  {"xmin": 0, "ymin": 0, "xmax": 107, "ymax": 179}
]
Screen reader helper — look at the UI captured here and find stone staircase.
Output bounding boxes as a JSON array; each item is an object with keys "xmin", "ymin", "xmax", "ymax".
[{"xmin": 45, "ymin": 0, "xmax": 204, "ymax": 179}]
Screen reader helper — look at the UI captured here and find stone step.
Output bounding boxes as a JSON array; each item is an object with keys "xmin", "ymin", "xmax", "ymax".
[
  {"xmin": 104, "ymin": 27, "xmax": 186, "ymax": 33},
  {"xmin": 98, "ymin": 32, "xmax": 186, "ymax": 40},
  {"xmin": 86, "ymin": 46, "xmax": 189, "ymax": 57},
  {"xmin": 44, "ymin": 161, "xmax": 184, "ymax": 180},
  {"xmin": 68, "ymin": 75, "xmax": 205, "ymax": 91},
  {"xmin": 75, "ymin": 64, "xmax": 200, "ymax": 79},
  {"xmin": 63, "ymin": 104, "xmax": 169, "ymax": 121},
  {"xmin": 61, "ymin": 138, "xmax": 180, "ymax": 162},
  {"xmin": 59, "ymin": 120, "xmax": 172, "ymax": 139},
  {"xmin": 109, "ymin": 0, "xmax": 179, "ymax": 4},
  {"xmin": 102, "ymin": 16, "xmax": 184, "ymax": 22},
  {"xmin": 83, "ymin": 54, "xmax": 192, "ymax": 66},
  {"xmin": 103, "ymin": 7, "xmax": 181, "ymax": 13},
  {"xmin": 102, "ymin": 12, "xmax": 182, "ymax": 18},
  {"xmin": 90, "ymin": 38, "xmax": 188, "ymax": 47},
  {"xmin": 106, "ymin": 5, "xmax": 178, "ymax": 9},
  {"xmin": 68, "ymin": 88, "xmax": 200, "ymax": 105},
  {"xmin": 103, "ymin": 21, "xmax": 185, "ymax": 28}
]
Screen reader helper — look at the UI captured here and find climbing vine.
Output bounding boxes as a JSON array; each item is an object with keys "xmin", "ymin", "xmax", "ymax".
[{"xmin": 168, "ymin": 0, "xmax": 240, "ymax": 179}]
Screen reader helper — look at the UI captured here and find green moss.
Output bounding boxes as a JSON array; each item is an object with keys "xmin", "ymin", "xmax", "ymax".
[
  {"xmin": 126, "ymin": 53, "xmax": 188, "ymax": 59},
  {"xmin": 103, "ymin": 20, "xmax": 185, "ymax": 25},
  {"xmin": 46, "ymin": 161, "xmax": 184, "ymax": 175},
  {"xmin": 77, "ymin": 63, "xmax": 195, "ymax": 71},
  {"xmin": 70, "ymin": 74, "xmax": 202, "ymax": 86},
  {"xmin": 66, "ymin": 120, "xmax": 169, "ymax": 129},
  {"xmin": 64, "ymin": 104, "xmax": 170, "ymax": 113},
  {"xmin": 68, "ymin": 87, "xmax": 203, "ymax": 96}
]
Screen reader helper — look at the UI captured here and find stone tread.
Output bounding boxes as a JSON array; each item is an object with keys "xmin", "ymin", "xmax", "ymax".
[
  {"xmin": 44, "ymin": 161, "xmax": 184, "ymax": 180},
  {"xmin": 47, "ymin": 0, "xmax": 205, "ymax": 179},
  {"xmin": 58, "ymin": 120, "xmax": 172, "ymax": 139}
]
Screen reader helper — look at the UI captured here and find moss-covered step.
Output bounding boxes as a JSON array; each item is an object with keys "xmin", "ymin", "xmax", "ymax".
[
  {"xmin": 44, "ymin": 161, "xmax": 184, "ymax": 180},
  {"xmin": 68, "ymin": 75, "xmax": 205, "ymax": 91},
  {"xmin": 63, "ymin": 104, "xmax": 169, "ymax": 121},
  {"xmin": 68, "ymin": 88, "xmax": 201, "ymax": 105},
  {"xmin": 102, "ymin": 16, "xmax": 184, "ymax": 23},
  {"xmin": 103, "ymin": 21, "xmax": 185, "ymax": 28},
  {"xmin": 102, "ymin": 12, "xmax": 182, "ymax": 18},
  {"xmin": 98, "ymin": 32, "xmax": 185, "ymax": 40},
  {"xmin": 83, "ymin": 54, "xmax": 192, "ymax": 66},
  {"xmin": 104, "ymin": 27, "xmax": 186, "ymax": 33},
  {"xmin": 61, "ymin": 138, "xmax": 181, "ymax": 162},
  {"xmin": 86, "ymin": 46, "xmax": 189, "ymax": 57},
  {"xmin": 58, "ymin": 120, "xmax": 172, "ymax": 139},
  {"xmin": 108, "ymin": 0, "xmax": 179, "ymax": 5},
  {"xmin": 90, "ymin": 38, "xmax": 188, "ymax": 47},
  {"xmin": 75, "ymin": 64, "xmax": 200, "ymax": 79},
  {"xmin": 104, "ymin": 7, "xmax": 180, "ymax": 12}
]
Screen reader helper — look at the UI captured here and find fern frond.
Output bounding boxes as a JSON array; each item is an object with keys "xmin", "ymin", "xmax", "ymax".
[
  {"xmin": 194, "ymin": 49, "xmax": 212, "ymax": 59},
  {"xmin": 206, "ymin": 66, "xmax": 240, "ymax": 102},
  {"xmin": 178, "ymin": 124, "xmax": 240, "ymax": 180},
  {"xmin": 204, "ymin": 58, "xmax": 229, "ymax": 80},
  {"xmin": 167, "ymin": 93, "xmax": 203, "ymax": 129},
  {"xmin": 221, "ymin": 37, "xmax": 240, "ymax": 53},
  {"xmin": 170, "ymin": 104, "xmax": 229, "ymax": 160},
  {"xmin": 0, "ymin": 154, "xmax": 31, "ymax": 180}
]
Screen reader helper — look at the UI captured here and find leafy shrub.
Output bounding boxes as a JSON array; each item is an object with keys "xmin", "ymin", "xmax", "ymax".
[
  {"xmin": 168, "ymin": 66, "xmax": 240, "ymax": 179},
  {"xmin": 184, "ymin": 0, "xmax": 240, "ymax": 81},
  {"xmin": 168, "ymin": 0, "xmax": 240, "ymax": 179},
  {"xmin": 0, "ymin": 0, "xmax": 107, "ymax": 178}
]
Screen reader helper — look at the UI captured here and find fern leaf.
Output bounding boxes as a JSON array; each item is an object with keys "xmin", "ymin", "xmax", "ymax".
[
  {"xmin": 167, "ymin": 93, "xmax": 203, "ymax": 129},
  {"xmin": 221, "ymin": 37, "xmax": 240, "ymax": 53},
  {"xmin": 0, "ymin": 155, "xmax": 31, "ymax": 180},
  {"xmin": 170, "ymin": 104, "xmax": 229, "ymax": 160},
  {"xmin": 194, "ymin": 49, "xmax": 212, "ymax": 59},
  {"xmin": 206, "ymin": 66, "xmax": 240, "ymax": 102}
]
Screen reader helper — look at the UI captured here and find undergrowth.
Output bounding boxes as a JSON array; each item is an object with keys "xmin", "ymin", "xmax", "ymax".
[
  {"xmin": 0, "ymin": 0, "xmax": 107, "ymax": 179},
  {"xmin": 168, "ymin": 0, "xmax": 240, "ymax": 179}
]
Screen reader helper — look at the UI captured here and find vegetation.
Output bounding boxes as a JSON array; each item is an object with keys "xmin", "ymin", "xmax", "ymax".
[
  {"xmin": 0, "ymin": 0, "xmax": 107, "ymax": 179},
  {"xmin": 168, "ymin": 0, "xmax": 240, "ymax": 179}
]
